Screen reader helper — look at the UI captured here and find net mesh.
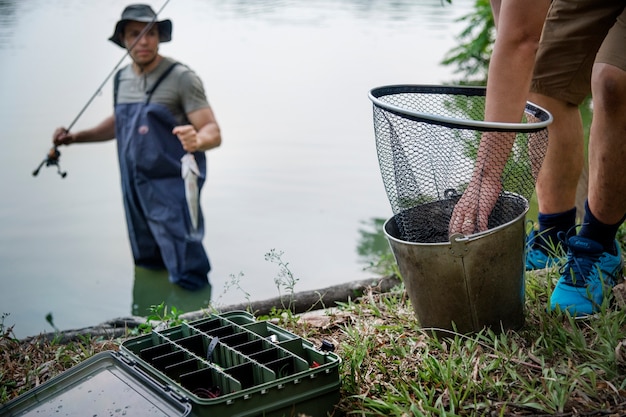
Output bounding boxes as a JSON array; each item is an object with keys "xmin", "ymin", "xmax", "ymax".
[{"xmin": 371, "ymin": 85, "xmax": 551, "ymax": 243}]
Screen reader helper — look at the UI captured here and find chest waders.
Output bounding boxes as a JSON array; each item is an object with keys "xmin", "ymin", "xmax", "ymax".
[{"xmin": 114, "ymin": 63, "xmax": 210, "ymax": 291}]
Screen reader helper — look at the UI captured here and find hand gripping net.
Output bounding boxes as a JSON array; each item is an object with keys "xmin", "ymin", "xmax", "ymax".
[{"xmin": 370, "ymin": 85, "xmax": 552, "ymax": 243}]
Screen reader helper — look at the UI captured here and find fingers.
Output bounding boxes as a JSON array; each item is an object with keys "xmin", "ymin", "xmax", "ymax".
[
  {"xmin": 449, "ymin": 214, "xmax": 461, "ymax": 235},
  {"xmin": 172, "ymin": 125, "xmax": 194, "ymax": 136},
  {"xmin": 460, "ymin": 218, "xmax": 476, "ymax": 235},
  {"xmin": 52, "ymin": 127, "xmax": 71, "ymax": 146},
  {"xmin": 450, "ymin": 201, "xmax": 491, "ymax": 235},
  {"xmin": 53, "ymin": 127, "xmax": 66, "ymax": 138},
  {"xmin": 449, "ymin": 181, "xmax": 502, "ymax": 236},
  {"xmin": 449, "ymin": 210, "xmax": 476, "ymax": 236},
  {"xmin": 450, "ymin": 215, "xmax": 483, "ymax": 236},
  {"xmin": 477, "ymin": 210, "xmax": 490, "ymax": 232},
  {"xmin": 452, "ymin": 206, "xmax": 493, "ymax": 235},
  {"xmin": 172, "ymin": 125, "xmax": 198, "ymax": 152},
  {"xmin": 449, "ymin": 194, "xmax": 478, "ymax": 235}
]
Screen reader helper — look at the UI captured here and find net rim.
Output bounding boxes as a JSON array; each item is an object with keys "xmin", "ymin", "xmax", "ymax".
[
  {"xmin": 383, "ymin": 192, "xmax": 530, "ymax": 245},
  {"xmin": 369, "ymin": 84, "xmax": 553, "ymax": 133}
]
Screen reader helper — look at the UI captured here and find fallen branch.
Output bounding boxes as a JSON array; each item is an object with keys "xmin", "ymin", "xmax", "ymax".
[{"xmin": 21, "ymin": 275, "xmax": 401, "ymax": 344}]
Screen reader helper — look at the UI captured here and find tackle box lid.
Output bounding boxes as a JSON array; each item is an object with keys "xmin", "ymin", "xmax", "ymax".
[{"xmin": 0, "ymin": 350, "xmax": 192, "ymax": 417}]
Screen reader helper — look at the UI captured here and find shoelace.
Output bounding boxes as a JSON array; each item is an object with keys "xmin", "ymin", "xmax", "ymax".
[{"xmin": 557, "ymin": 231, "xmax": 602, "ymax": 288}]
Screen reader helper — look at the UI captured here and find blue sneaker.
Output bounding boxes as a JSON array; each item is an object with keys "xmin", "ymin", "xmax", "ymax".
[
  {"xmin": 549, "ymin": 236, "xmax": 624, "ymax": 317},
  {"xmin": 525, "ymin": 228, "xmax": 561, "ymax": 270}
]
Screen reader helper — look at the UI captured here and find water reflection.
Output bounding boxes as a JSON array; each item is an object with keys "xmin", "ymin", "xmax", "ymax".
[
  {"xmin": 132, "ymin": 267, "xmax": 212, "ymax": 317},
  {"xmin": 356, "ymin": 218, "xmax": 390, "ymax": 272}
]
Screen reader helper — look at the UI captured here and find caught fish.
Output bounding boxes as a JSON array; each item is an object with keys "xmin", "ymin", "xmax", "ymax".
[{"xmin": 181, "ymin": 153, "xmax": 200, "ymax": 232}]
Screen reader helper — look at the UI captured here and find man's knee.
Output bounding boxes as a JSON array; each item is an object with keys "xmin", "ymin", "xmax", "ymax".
[{"xmin": 591, "ymin": 63, "xmax": 626, "ymax": 110}]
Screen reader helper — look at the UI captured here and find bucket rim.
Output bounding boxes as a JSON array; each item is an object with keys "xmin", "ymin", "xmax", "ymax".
[
  {"xmin": 383, "ymin": 192, "xmax": 530, "ymax": 246},
  {"xmin": 368, "ymin": 84, "xmax": 553, "ymax": 133}
]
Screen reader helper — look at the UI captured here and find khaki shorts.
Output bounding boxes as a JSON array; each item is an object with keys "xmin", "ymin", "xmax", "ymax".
[{"xmin": 530, "ymin": 0, "xmax": 626, "ymax": 105}]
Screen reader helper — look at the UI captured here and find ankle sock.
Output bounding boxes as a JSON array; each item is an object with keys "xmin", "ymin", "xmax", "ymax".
[
  {"xmin": 534, "ymin": 207, "xmax": 577, "ymax": 253},
  {"xmin": 578, "ymin": 200, "xmax": 626, "ymax": 255}
]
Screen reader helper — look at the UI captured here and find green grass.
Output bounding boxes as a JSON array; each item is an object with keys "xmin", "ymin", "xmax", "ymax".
[
  {"xmin": 325, "ymin": 269, "xmax": 626, "ymax": 416},
  {"xmin": 2, "ymin": 238, "xmax": 626, "ymax": 415}
]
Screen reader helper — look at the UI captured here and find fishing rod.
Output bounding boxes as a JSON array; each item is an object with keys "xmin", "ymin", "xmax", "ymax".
[{"xmin": 32, "ymin": 0, "xmax": 172, "ymax": 178}]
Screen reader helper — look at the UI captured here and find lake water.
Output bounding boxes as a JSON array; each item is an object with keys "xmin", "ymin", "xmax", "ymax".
[{"xmin": 0, "ymin": 0, "xmax": 474, "ymax": 338}]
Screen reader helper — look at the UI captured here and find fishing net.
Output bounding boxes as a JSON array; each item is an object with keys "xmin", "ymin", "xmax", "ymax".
[{"xmin": 370, "ymin": 85, "xmax": 552, "ymax": 243}]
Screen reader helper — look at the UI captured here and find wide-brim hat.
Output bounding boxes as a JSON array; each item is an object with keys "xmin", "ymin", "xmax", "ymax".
[{"xmin": 109, "ymin": 4, "xmax": 172, "ymax": 48}]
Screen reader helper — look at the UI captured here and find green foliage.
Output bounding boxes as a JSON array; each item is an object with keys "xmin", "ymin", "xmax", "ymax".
[
  {"xmin": 257, "ymin": 306, "xmax": 301, "ymax": 329},
  {"xmin": 133, "ymin": 302, "xmax": 186, "ymax": 335},
  {"xmin": 441, "ymin": 0, "xmax": 494, "ymax": 83}
]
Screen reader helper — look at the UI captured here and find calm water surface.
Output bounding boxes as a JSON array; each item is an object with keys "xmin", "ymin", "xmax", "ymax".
[{"xmin": 0, "ymin": 0, "xmax": 473, "ymax": 338}]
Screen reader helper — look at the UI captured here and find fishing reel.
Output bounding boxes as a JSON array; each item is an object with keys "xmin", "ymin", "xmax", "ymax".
[{"xmin": 32, "ymin": 146, "xmax": 67, "ymax": 178}]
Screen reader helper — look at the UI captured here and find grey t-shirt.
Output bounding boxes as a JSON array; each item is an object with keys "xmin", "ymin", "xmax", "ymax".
[{"xmin": 115, "ymin": 56, "xmax": 210, "ymax": 125}]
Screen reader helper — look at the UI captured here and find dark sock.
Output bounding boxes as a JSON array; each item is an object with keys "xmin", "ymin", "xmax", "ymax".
[
  {"xmin": 534, "ymin": 207, "xmax": 577, "ymax": 253},
  {"xmin": 578, "ymin": 200, "xmax": 626, "ymax": 255}
]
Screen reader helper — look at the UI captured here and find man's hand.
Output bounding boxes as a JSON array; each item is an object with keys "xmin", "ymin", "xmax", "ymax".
[
  {"xmin": 52, "ymin": 127, "xmax": 74, "ymax": 146},
  {"xmin": 173, "ymin": 125, "xmax": 199, "ymax": 152},
  {"xmin": 449, "ymin": 179, "xmax": 501, "ymax": 236}
]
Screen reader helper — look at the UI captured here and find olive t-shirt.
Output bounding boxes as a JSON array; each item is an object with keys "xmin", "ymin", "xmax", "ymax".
[{"xmin": 115, "ymin": 56, "xmax": 210, "ymax": 125}]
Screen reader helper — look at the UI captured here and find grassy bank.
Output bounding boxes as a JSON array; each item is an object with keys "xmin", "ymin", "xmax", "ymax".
[{"xmin": 2, "ymin": 264, "xmax": 626, "ymax": 415}]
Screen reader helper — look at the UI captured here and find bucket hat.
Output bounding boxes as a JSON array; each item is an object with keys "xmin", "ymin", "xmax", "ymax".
[{"xmin": 108, "ymin": 4, "xmax": 172, "ymax": 48}]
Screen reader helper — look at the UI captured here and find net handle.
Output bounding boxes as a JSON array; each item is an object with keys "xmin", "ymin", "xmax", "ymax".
[{"xmin": 369, "ymin": 84, "xmax": 553, "ymax": 133}]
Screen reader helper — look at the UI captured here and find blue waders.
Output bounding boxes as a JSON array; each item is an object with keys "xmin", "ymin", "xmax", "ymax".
[{"xmin": 114, "ymin": 63, "xmax": 210, "ymax": 290}]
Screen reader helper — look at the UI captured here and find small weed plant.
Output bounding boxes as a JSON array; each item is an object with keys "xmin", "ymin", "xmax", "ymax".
[
  {"xmin": 208, "ymin": 271, "xmax": 252, "ymax": 312},
  {"xmin": 131, "ymin": 302, "xmax": 185, "ymax": 335},
  {"xmin": 265, "ymin": 249, "xmax": 300, "ymax": 314}
]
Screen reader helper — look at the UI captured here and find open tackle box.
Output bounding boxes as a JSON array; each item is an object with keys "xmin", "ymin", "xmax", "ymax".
[{"xmin": 0, "ymin": 311, "xmax": 342, "ymax": 417}]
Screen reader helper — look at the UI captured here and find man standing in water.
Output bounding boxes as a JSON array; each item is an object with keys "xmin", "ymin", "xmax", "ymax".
[{"xmin": 53, "ymin": 4, "xmax": 221, "ymax": 291}]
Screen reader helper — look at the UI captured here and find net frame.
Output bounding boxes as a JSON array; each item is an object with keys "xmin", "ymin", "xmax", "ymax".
[{"xmin": 369, "ymin": 85, "xmax": 553, "ymax": 243}]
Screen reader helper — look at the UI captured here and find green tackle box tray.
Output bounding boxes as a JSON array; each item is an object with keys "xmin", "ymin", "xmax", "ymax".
[{"xmin": 0, "ymin": 311, "xmax": 341, "ymax": 417}]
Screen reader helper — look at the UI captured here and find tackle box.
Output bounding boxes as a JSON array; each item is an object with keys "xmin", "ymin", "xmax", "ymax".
[{"xmin": 0, "ymin": 311, "xmax": 342, "ymax": 417}]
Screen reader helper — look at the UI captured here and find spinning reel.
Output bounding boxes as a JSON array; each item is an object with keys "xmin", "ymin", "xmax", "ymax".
[{"xmin": 32, "ymin": 147, "xmax": 67, "ymax": 178}]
